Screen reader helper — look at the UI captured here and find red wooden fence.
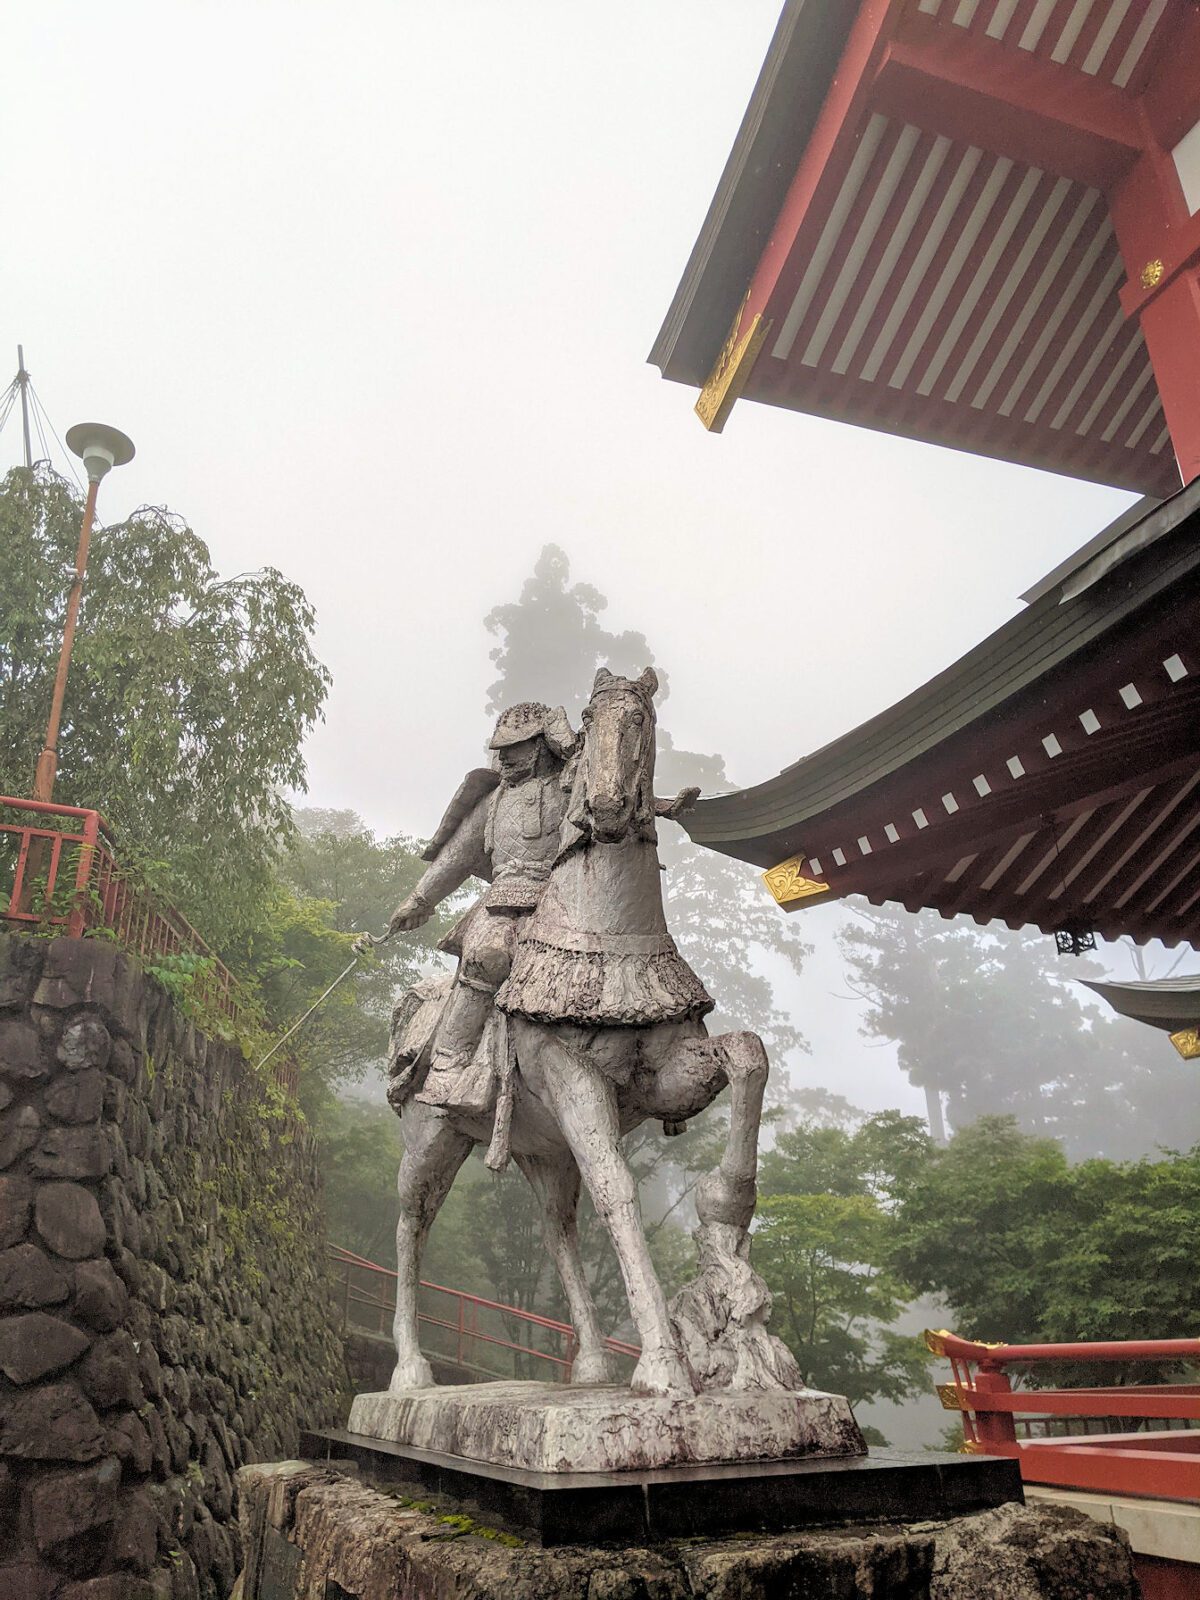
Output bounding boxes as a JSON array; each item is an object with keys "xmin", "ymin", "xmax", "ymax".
[{"xmin": 928, "ymin": 1329, "xmax": 1200, "ymax": 1503}]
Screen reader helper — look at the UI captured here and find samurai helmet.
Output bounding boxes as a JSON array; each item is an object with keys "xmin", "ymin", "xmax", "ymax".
[{"xmin": 489, "ymin": 702, "xmax": 577, "ymax": 759}]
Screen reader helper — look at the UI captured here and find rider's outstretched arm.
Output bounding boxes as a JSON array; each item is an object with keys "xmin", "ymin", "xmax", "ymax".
[{"xmin": 388, "ymin": 796, "xmax": 491, "ymax": 931}]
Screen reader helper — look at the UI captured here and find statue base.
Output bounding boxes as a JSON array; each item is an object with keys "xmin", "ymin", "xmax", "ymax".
[{"xmin": 347, "ymin": 1379, "xmax": 865, "ymax": 1474}]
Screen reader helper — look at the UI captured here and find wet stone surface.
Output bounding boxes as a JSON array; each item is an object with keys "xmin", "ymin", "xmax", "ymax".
[{"xmin": 0, "ymin": 935, "xmax": 344, "ymax": 1600}]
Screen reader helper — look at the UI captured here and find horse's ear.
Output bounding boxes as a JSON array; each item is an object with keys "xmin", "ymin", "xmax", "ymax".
[
  {"xmin": 638, "ymin": 667, "xmax": 659, "ymax": 697},
  {"xmin": 542, "ymin": 706, "xmax": 577, "ymax": 758},
  {"xmin": 593, "ymin": 666, "xmax": 615, "ymax": 690}
]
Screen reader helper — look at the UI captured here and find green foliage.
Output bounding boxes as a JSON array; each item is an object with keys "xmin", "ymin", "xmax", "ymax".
[
  {"xmin": 838, "ymin": 905, "xmax": 1200, "ymax": 1159},
  {"xmin": 892, "ymin": 1115, "xmax": 1200, "ymax": 1381},
  {"xmin": 0, "ymin": 466, "xmax": 330, "ymax": 946},
  {"xmin": 268, "ymin": 809, "xmax": 459, "ymax": 1113},
  {"xmin": 755, "ymin": 1108, "xmax": 933, "ymax": 1409}
]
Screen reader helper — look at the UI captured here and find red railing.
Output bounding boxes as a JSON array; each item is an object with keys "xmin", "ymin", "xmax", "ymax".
[
  {"xmin": 928, "ymin": 1329, "xmax": 1200, "ymax": 1503},
  {"xmin": 329, "ymin": 1244, "xmax": 640, "ymax": 1384},
  {"xmin": 0, "ymin": 796, "xmax": 297, "ymax": 1096}
]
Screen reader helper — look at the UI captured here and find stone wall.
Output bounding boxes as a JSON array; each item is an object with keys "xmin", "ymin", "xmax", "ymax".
[{"xmin": 0, "ymin": 935, "xmax": 345, "ymax": 1600}]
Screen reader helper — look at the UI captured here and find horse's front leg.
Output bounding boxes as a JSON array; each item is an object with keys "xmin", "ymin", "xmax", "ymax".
[
  {"xmin": 695, "ymin": 1030, "xmax": 768, "ymax": 1232},
  {"xmin": 515, "ymin": 1150, "xmax": 618, "ymax": 1385},
  {"xmin": 515, "ymin": 1022, "xmax": 694, "ymax": 1396},
  {"xmin": 390, "ymin": 1105, "xmax": 474, "ymax": 1392}
]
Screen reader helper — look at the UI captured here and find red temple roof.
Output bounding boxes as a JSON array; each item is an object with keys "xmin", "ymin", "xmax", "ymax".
[{"xmin": 652, "ymin": 0, "xmax": 1200, "ymax": 497}]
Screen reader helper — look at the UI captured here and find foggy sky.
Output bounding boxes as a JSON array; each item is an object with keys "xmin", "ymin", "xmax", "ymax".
[{"xmin": 5, "ymin": 2, "xmax": 1152, "ymax": 1115}]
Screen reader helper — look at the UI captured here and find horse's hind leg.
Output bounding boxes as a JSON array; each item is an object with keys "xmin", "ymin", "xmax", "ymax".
[
  {"xmin": 516, "ymin": 1150, "xmax": 618, "ymax": 1386},
  {"xmin": 516, "ymin": 1025, "xmax": 693, "ymax": 1396},
  {"xmin": 390, "ymin": 1104, "xmax": 474, "ymax": 1393}
]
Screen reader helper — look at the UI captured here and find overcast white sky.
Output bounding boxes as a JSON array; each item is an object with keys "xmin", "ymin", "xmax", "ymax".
[{"xmin": 5, "ymin": 2, "xmax": 1150, "ymax": 1113}]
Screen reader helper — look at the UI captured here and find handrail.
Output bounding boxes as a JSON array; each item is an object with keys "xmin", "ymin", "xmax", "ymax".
[
  {"xmin": 927, "ymin": 1328, "xmax": 1200, "ymax": 1504},
  {"xmin": 927, "ymin": 1330, "xmax": 1200, "ymax": 1368},
  {"xmin": 329, "ymin": 1243, "xmax": 641, "ymax": 1382},
  {"xmin": 0, "ymin": 796, "xmax": 297, "ymax": 1095}
]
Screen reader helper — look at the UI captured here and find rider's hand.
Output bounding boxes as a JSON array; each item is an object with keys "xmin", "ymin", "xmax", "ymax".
[{"xmin": 387, "ymin": 894, "xmax": 431, "ymax": 935}]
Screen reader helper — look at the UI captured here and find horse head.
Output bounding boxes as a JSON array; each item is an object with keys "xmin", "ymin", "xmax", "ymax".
[{"xmin": 563, "ymin": 666, "xmax": 659, "ymax": 849}]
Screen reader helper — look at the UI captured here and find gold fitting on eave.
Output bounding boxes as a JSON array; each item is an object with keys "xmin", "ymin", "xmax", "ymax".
[
  {"xmin": 695, "ymin": 295, "xmax": 771, "ymax": 433},
  {"xmin": 762, "ymin": 856, "xmax": 832, "ymax": 909},
  {"xmin": 923, "ymin": 1328, "xmax": 952, "ymax": 1357},
  {"xmin": 1140, "ymin": 258, "xmax": 1164, "ymax": 289},
  {"xmin": 1170, "ymin": 1027, "xmax": 1200, "ymax": 1060}
]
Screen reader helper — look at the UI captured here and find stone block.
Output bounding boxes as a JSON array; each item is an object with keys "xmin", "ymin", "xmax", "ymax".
[
  {"xmin": 0, "ymin": 1172, "xmax": 33, "ymax": 1248},
  {"xmin": 0, "ymin": 1104, "xmax": 42, "ymax": 1168},
  {"xmin": 0, "ymin": 1562, "xmax": 58, "ymax": 1600},
  {"xmin": 34, "ymin": 941, "xmax": 120, "ymax": 1013},
  {"xmin": 80, "ymin": 1329, "xmax": 145, "ymax": 1410},
  {"xmin": 349, "ymin": 1381, "xmax": 866, "ymax": 1474},
  {"xmin": 0, "ymin": 1016, "xmax": 47, "ymax": 1080},
  {"xmin": 0, "ymin": 1381, "xmax": 105, "ymax": 1460},
  {"xmin": 107, "ymin": 1408, "xmax": 154, "ymax": 1474},
  {"xmin": 109, "ymin": 1485, "xmax": 159, "ymax": 1574},
  {"xmin": 46, "ymin": 1066, "xmax": 106, "ymax": 1124},
  {"xmin": 0, "ymin": 935, "xmax": 46, "ymax": 1009},
  {"xmin": 62, "ymin": 1578, "xmax": 158, "ymax": 1600},
  {"xmin": 109, "ymin": 1036, "xmax": 137, "ymax": 1084},
  {"xmin": 57, "ymin": 1015, "xmax": 114, "ymax": 1074},
  {"xmin": 36, "ymin": 1180, "xmax": 107, "ymax": 1259},
  {"xmin": 30, "ymin": 1452, "xmax": 121, "ymax": 1560},
  {"xmin": 0, "ymin": 1241, "xmax": 70, "ymax": 1308},
  {"xmin": 73, "ymin": 1257, "xmax": 130, "ymax": 1332},
  {"xmin": 0, "ymin": 1310, "xmax": 91, "ymax": 1383},
  {"xmin": 30, "ymin": 1125, "xmax": 112, "ymax": 1180}
]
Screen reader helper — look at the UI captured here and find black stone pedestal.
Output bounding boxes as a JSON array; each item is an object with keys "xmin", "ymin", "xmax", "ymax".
[{"xmin": 299, "ymin": 1426, "xmax": 1022, "ymax": 1547}]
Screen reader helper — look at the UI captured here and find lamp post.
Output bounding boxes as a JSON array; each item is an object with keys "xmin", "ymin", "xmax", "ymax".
[{"xmin": 32, "ymin": 422, "xmax": 135, "ymax": 802}]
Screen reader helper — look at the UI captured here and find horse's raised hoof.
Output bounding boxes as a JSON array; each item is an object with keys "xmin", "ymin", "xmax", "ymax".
[
  {"xmin": 388, "ymin": 1354, "xmax": 435, "ymax": 1393},
  {"xmin": 570, "ymin": 1348, "xmax": 619, "ymax": 1386},
  {"xmin": 630, "ymin": 1346, "xmax": 695, "ymax": 1397}
]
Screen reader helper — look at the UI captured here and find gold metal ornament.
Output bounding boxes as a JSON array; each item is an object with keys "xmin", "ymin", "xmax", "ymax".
[
  {"xmin": 1140, "ymin": 259, "xmax": 1164, "ymax": 289},
  {"xmin": 762, "ymin": 857, "xmax": 832, "ymax": 908},
  {"xmin": 1170, "ymin": 1027, "xmax": 1200, "ymax": 1060},
  {"xmin": 695, "ymin": 293, "xmax": 772, "ymax": 433},
  {"xmin": 937, "ymin": 1383, "xmax": 967, "ymax": 1411}
]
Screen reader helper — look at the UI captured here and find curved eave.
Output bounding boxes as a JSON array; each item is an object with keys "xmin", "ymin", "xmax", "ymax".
[
  {"xmin": 683, "ymin": 478, "xmax": 1200, "ymax": 867},
  {"xmin": 648, "ymin": 0, "xmax": 858, "ymax": 385},
  {"xmin": 1080, "ymin": 975, "xmax": 1200, "ymax": 1032}
]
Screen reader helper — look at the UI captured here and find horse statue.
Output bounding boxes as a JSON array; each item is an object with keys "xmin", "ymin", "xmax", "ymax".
[{"xmin": 381, "ymin": 667, "xmax": 801, "ymax": 1398}]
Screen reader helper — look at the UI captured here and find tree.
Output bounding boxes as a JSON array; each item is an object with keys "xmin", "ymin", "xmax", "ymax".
[
  {"xmin": 754, "ymin": 1109, "xmax": 933, "ymax": 1417},
  {"xmin": 838, "ymin": 905, "xmax": 1200, "ymax": 1160},
  {"xmin": 484, "ymin": 544, "xmax": 810, "ymax": 1064},
  {"xmin": 0, "ymin": 467, "xmax": 329, "ymax": 946},
  {"xmin": 241, "ymin": 808, "xmax": 464, "ymax": 1118},
  {"xmin": 892, "ymin": 1116, "xmax": 1200, "ymax": 1378}
]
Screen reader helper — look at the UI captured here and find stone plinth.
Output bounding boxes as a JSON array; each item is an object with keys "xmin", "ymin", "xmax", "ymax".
[
  {"xmin": 348, "ymin": 1380, "xmax": 865, "ymax": 1473},
  {"xmin": 235, "ymin": 1460, "xmax": 1141, "ymax": 1600}
]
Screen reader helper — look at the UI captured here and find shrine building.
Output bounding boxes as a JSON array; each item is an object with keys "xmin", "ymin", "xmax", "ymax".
[{"xmin": 651, "ymin": 0, "xmax": 1200, "ymax": 963}]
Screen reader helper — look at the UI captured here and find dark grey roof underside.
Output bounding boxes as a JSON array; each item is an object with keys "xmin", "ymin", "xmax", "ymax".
[
  {"xmin": 1081, "ymin": 975, "xmax": 1200, "ymax": 1031},
  {"xmin": 683, "ymin": 479, "xmax": 1200, "ymax": 856},
  {"xmin": 648, "ymin": 0, "xmax": 857, "ymax": 387}
]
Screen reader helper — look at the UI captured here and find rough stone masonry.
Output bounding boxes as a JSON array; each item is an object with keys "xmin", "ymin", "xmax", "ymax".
[
  {"xmin": 0, "ymin": 935, "xmax": 344, "ymax": 1600},
  {"xmin": 236, "ymin": 1460, "xmax": 1141, "ymax": 1600}
]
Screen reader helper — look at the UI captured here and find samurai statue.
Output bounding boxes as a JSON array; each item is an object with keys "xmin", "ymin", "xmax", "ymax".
[{"xmin": 379, "ymin": 701, "xmax": 577, "ymax": 1115}]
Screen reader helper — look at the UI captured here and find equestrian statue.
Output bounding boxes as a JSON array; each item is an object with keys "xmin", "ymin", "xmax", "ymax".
[{"xmin": 362, "ymin": 668, "xmax": 802, "ymax": 1399}]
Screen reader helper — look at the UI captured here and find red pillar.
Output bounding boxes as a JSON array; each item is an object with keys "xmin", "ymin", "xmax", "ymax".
[{"xmin": 1111, "ymin": 133, "xmax": 1200, "ymax": 488}]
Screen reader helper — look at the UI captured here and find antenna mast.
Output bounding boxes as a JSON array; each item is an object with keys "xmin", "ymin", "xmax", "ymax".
[{"xmin": 16, "ymin": 346, "xmax": 32, "ymax": 469}]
